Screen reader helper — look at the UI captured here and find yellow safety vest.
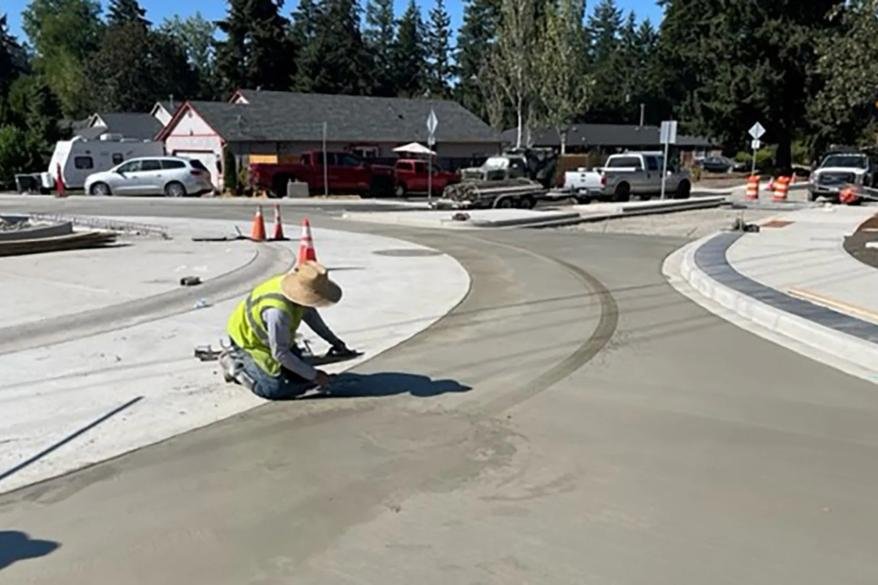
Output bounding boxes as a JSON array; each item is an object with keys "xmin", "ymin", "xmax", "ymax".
[{"xmin": 226, "ymin": 275, "xmax": 304, "ymax": 375}]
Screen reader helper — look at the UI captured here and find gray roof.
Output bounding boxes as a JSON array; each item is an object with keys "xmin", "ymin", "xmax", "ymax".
[
  {"xmin": 181, "ymin": 90, "xmax": 499, "ymax": 144},
  {"xmin": 76, "ymin": 113, "xmax": 163, "ymax": 140},
  {"xmin": 501, "ymin": 124, "xmax": 715, "ymax": 149}
]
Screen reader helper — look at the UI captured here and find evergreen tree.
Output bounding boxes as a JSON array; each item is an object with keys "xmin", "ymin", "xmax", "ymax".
[
  {"xmin": 23, "ymin": 0, "xmax": 104, "ymax": 117},
  {"xmin": 295, "ymin": 0, "xmax": 372, "ymax": 94},
  {"xmin": 216, "ymin": 0, "xmax": 293, "ymax": 94},
  {"xmin": 455, "ymin": 0, "xmax": 502, "ymax": 120},
  {"xmin": 290, "ymin": 0, "xmax": 320, "ymax": 50},
  {"xmin": 809, "ymin": 0, "xmax": 878, "ymax": 151},
  {"xmin": 393, "ymin": 0, "xmax": 427, "ymax": 97},
  {"xmin": 425, "ymin": 0, "xmax": 453, "ymax": 97},
  {"xmin": 588, "ymin": 0, "xmax": 622, "ymax": 64},
  {"xmin": 107, "ymin": 0, "xmax": 149, "ymax": 28},
  {"xmin": 1, "ymin": 15, "xmax": 27, "ymax": 118},
  {"xmin": 585, "ymin": 0, "xmax": 624, "ymax": 122},
  {"xmin": 364, "ymin": 0, "xmax": 396, "ymax": 96},
  {"xmin": 2, "ymin": 75, "xmax": 63, "ymax": 180},
  {"xmin": 88, "ymin": 19, "xmax": 196, "ymax": 111},
  {"xmin": 88, "ymin": 1, "xmax": 197, "ymax": 112},
  {"xmin": 656, "ymin": 0, "xmax": 840, "ymax": 169},
  {"xmin": 7, "ymin": 75, "xmax": 63, "ymax": 157}
]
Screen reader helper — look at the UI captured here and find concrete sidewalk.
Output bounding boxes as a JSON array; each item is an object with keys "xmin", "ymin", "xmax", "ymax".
[
  {"xmin": 665, "ymin": 206, "xmax": 878, "ymax": 382},
  {"xmin": 0, "ymin": 216, "xmax": 469, "ymax": 493}
]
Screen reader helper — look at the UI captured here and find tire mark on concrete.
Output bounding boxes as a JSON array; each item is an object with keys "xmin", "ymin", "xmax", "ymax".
[{"xmin": 455, "ymin": 233, "xmax": 619, "ymax": 414}]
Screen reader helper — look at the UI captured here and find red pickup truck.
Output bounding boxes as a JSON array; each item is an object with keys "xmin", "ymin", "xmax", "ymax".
[
  {"xmin": 250, "ymin": 151, "xmax": 394, "ymax": 197},
  {"xmin": 393, "ymin": 159, "xmax": 459, "ymax": 196}
]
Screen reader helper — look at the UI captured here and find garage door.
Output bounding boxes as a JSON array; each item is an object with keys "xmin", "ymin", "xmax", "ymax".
[{"xmin": 173, "ymin": 150, "xmax": 221, "ymax": 188}]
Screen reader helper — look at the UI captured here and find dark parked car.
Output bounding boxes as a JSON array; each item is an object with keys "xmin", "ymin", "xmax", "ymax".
[{"xmin": 699, "ymin": 156, "xmax": 746, "ymax": 173}]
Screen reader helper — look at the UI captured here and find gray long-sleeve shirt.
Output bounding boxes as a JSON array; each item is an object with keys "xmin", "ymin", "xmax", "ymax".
[{"xmin": 263, "ymin": 307, "xmax": 344, "ymax": 381}]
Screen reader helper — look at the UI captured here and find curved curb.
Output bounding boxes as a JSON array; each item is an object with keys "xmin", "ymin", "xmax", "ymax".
[{"xmin": 664, "ymin": 233, "xmax": 878, "ymax": 383}]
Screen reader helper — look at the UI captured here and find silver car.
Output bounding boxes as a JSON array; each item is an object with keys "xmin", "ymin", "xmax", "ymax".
[{"xmin": 85, "ymin": 156, "xmax": 214, "ymax": 197}]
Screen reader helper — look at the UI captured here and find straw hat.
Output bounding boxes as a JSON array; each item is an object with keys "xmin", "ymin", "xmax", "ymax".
[{"xmin": 280, "ymin": 261, "xmax": 342, "ymax": 308}]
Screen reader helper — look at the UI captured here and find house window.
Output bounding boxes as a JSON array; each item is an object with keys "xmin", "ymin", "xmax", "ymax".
[
  {"xmin": 74, "ymin": 156, "xmax": 94, "ymax": 169},
  {"xmin": 112, "ymin": 153, "xmax": 124, "ymax": 165},
  {"xmin": 351, "ymin": 146, "xmax": 379, "ymax": 159}
]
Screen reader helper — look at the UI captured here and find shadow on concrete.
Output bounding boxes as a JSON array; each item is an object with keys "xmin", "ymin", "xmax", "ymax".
[
  {"xmin": 305, "ymin": 372, "xmax": 471, "ymax": 400},
  {"xmin": 0, "ymin": 531, "xmax": 60, "ymax": 570},
  {"xmin": 0, "ymin": 396, "xmax": 143, "ymax": 484}
]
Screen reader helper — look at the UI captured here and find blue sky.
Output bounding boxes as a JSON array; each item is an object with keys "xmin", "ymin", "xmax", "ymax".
[{"xmin": 5, "ymin": 0, "xmax": 663, "ymax": 43}]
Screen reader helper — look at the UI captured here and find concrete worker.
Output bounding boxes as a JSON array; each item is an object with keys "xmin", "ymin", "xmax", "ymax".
[{"xmin": 222, "ymin": 261, "xmax": 354, "ymax": 399}]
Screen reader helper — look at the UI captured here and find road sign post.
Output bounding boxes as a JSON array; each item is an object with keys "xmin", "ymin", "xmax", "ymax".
[
  {"xmin": 427, "ymin": 109, "xmax": 438, "ymax": 203},
  {"xmin": 748, "ymin": 122, "xmax": 766, "ymax": 177},
  {"xmin": 660, "ymin": 121, "xmax": 678, "ymax": 200}
]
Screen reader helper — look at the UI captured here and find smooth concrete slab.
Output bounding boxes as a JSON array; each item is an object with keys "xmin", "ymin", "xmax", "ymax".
[
  {"xmin": 727, "ymin": 206, "xmax": 878, "ymax": 320},
  {"xmin": 3, "ymin": 212, "xmax": 878, "ymax": 584},
  {"xmin": 665, "ymin": 206, "xmax": 878, "ymax": 382},
  {"xmin": 0, "ymin": 217, "xmax": 469, "ymax": 493},
  {"xmin": 0, "ymin": 219, "xmax": 256, "ymax": 328}
]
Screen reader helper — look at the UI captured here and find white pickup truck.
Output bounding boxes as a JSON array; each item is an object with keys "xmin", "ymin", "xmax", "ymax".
[{"xmin": 564, "ymin": 152, "xmax": 692, "ymax": 202}]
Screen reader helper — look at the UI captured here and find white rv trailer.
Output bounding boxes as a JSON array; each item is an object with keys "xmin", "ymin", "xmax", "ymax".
[{"xmin": 44, "ymin": 134, "xmax": 165, "ymax": 190}]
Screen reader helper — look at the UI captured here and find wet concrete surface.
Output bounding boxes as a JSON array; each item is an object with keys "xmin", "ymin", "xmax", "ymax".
[{"xmin": 1, "ymin": 198, "xmax": 878, "ymax": 584}]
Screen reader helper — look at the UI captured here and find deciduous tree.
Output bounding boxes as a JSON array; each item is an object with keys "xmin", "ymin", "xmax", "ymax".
[
  {"xmin": 534, "ymin": 0, "xmax": 592, "ymax": 153},
  {"xmin": 23, "ymin": 0, "xmax": 103, "ymax": 117}
]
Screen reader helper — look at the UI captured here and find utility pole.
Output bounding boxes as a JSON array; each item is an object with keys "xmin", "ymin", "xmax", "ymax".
[{"xmin": 639, "ymin": 103, "xmax": 645, "ymax": 127}]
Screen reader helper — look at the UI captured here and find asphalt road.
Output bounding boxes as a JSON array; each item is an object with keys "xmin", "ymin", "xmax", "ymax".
[{"xmin": 2, "ymin": 198, "xmax": 878, "ymax": 584}]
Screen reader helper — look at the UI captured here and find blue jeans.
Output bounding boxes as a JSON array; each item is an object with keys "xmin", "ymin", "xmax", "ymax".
[{"xmin": 231, "ymin": 344, "xmax": 317, "ymax": 400}]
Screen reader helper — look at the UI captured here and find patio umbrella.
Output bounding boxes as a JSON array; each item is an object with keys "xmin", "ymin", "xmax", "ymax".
[{"xmin": 392, "ymin": 142, "xmax": 436, "ymax": 156}]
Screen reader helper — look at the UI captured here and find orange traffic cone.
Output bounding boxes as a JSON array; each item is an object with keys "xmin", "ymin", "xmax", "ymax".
[
  {"xmin": 840, "ymin": 186, "xmax": 860, "ymax": 205},
  {"xmin": 772, "ymin": 176, "xmax": 791, "ymax": 202},
  {"xmin": 271, "ymin": 204, "xmax": 286, "ymax": 240},
  {"xmin": 250, "ymin": 205, "xmax": 266, "ymax": 241},
  {"xmin": 54, "ymin": 163, "xmax": 66, "ymax": 198},
  {"xmin": 745, "ymin": 174, "xmax": 760, "ymax": 201},
  {"xmin": 297, "ymin": 218, "xmax": 317, "ymax": 265}
]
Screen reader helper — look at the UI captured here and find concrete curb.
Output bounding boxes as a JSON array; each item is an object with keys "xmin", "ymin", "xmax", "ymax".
[
  {"xmin": 666, "ymin": 234, "xmax": 878, "ymax": 383},
  {"xmin": 344, "ymin": 197, "xmax": 728, "ymax": 230}
]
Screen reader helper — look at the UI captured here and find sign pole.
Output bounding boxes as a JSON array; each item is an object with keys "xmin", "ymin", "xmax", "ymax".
[
  {"xmin": 661, "ymin": 141, "xmax": 670, "ymax": 200},
  {"xmin": 748, "ymin": 122, "xmax": 766, "ymax": 179},
  {"xmin": 659, "ymin": 120, "xmax": 677, "ymax": 200},
  {"xmin": 426, "ymin": 108, "xmax": 438, "ymax": 205},
  {"xmin": 322, "ymin": 121, "xmax": 328, "ymax": 197},
  {"xmin": 751, "ymin": 142, "xmax": 758, "ymax": 177}
]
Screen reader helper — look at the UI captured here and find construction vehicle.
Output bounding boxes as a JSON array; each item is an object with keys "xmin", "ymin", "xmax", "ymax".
[{"xmin": 436, "ymin": 149, "xmax": 558, "ymax": 209}]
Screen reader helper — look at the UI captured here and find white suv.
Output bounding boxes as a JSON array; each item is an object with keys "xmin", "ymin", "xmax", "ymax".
[{"xmin": 85, "ymin": 156, "xmax": 214, "ymax": 197}]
